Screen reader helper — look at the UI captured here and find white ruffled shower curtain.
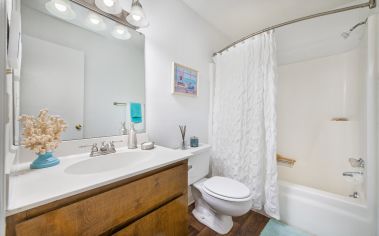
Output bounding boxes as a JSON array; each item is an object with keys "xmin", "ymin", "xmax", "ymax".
[{"xmin": 211, "ymin": 30, "xmax": 279, "ymax": 219}]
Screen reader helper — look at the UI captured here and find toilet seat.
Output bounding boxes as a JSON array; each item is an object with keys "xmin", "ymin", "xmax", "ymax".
[{"xmin": 202, "ymin": 176, "xmax": 252, "ymax": 202}]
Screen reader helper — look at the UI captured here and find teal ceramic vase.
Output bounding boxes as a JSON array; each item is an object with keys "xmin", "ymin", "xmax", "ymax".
[{"xmin": 30, "ymin": 152, "xmax": 60, "ymax": 169}]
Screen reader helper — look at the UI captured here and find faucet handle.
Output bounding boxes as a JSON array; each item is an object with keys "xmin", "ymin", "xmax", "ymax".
[
  {"xmin": 109, "ymin": 140, "xmax": 123, "ymax": 153},
  {"xmin": 91, "ymin": 143, "xmax": 98, "ymax": 151},
  {"xmin": 109, "ymin": 141, "xmax": 116, "ymax": 153},
  {"xmin": 79, "ymin": 143, "xmax": 99, "ymax": 157}
]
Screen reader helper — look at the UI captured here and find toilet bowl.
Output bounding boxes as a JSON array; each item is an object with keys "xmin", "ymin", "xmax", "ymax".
[
  {"xmin": 187, "ymin": 144, "xmax": 253, "ymax": 234},
  {"xmin": 191, "ymin": 177, "xmax": 253, "ymax": 234}
]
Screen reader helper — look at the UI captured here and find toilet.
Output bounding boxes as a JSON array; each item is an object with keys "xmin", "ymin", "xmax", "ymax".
[{"xmin": 187, "ymin": 144, "xmax": 253, "ymax": 235}]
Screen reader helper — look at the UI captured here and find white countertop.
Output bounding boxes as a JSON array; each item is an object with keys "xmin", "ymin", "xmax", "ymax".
[{"xmin": 7, "ymin": 145, "xmax": 193, "ymax": 216}]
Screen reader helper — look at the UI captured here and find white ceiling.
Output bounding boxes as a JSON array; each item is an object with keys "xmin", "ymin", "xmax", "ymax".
[
  {"xmin": 181, "ymin": 0, "xmax": 361, "ymax": 41},
  {"xmin": 180, "ymin": 0, "xmax": 375, "ymax": 64}
]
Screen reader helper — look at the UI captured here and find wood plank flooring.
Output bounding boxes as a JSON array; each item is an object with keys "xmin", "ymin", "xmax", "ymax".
[{"xmin": 188, "ymin": 204, "xmax": 270, "ymax": 236}]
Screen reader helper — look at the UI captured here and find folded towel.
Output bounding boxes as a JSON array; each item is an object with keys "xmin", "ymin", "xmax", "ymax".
[{"xmin": 130, "ymin": 102, "xmax": 142, "ymax": 124}]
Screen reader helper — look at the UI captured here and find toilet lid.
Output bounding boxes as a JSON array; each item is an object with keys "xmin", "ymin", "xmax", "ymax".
[{"xmin": 203, "ymin": 176, "xmax": 250, "ymax": 199}]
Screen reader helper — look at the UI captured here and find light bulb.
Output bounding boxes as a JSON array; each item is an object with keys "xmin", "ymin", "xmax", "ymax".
[
  {"xmin": 45, "ymin": 0, "xmax": 76, "ymax": 20},
  {"xmin": 54, "ymin": 2, "xmax": 68, "ymax": 12},
  {"xmin": 111, "ymin": 25, "xmax": 131, "ymax": 40},
  {"xmin": 94, "ymin": 0, "xmax": 121, "ymax": 14},
  {"xmin": 116, "ymin": 28, "xmax": 125, "ymax": 34},
  {"xmin": 103, "ymin": 0, "xmax": 114, "ymax": 7},
  {"xmin": 132, "ymin": 14, "xmax": 142, "ymax": 21},
  {"xmin": 90, "ymin": 17, "xmax": 100, "ymax": 25}
]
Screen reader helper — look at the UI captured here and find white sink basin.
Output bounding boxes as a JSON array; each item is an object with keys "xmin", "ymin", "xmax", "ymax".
[{"xmin": 64, "ymin": 152, "xmax": 152, "ymax": 175}]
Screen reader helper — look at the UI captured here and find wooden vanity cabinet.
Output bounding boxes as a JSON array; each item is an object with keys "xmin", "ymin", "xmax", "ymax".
[{"xmin": 6, "ymin": 161, "xmax": 188, "ymax": 236}]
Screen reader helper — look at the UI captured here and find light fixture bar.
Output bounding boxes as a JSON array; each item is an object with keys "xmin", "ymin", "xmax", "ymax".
[{"xmin": 69, "ymin": 0, "xmax": 137, "ymax": 29}]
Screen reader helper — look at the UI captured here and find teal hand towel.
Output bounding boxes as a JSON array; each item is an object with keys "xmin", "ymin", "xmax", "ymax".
[{"xmin": 130, "ymin": 102, "xmax": 142, "ymax": 123}]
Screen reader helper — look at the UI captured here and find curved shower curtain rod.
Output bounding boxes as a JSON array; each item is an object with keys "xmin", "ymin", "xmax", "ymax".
[{"xmin": 213, "ymin": 0, "xmax": 376, "ymax": 56}]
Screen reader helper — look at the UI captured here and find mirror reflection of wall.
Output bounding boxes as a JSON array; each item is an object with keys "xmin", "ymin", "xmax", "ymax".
[{"xmin": 16, "ymin": 0, "xmax": 145, "ymax": 143}]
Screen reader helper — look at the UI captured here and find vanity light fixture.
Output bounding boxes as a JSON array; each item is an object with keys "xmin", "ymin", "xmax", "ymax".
[
  {"xmin": 111, "ymin": 25, "xmax": 131, "ymax": 40},
  {"xmin": 85, "ymin": 13, "xmax": 107, "ymax": 31},
  {"xmin": 94, "ymin": 0, "xmax": 122, "ymax": 15},
  {"xmin": 126, "ymin": 0, "xmax": 149, "ymax": 28},
  {"xmin": 45, "ymin": 0, "xmax": 76, "ymax": 20}
]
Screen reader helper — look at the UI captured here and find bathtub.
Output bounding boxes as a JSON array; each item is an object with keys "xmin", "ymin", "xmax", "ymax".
[
  {"xmin": 278, "ymin": 180, "xmax": 374, "ymax": 236},
  {"xmin": 275, "ymin": 16, "xmax": 378, "ymax": 235}
]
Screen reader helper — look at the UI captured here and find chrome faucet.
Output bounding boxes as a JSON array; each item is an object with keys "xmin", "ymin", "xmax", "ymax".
[
  {"xmin": 99, "ymin": 141, "xmax": 110, "ymax": 154},
  {"xmin": 349, "ymin": 158, "xmax": 365, "ymax": 168},
  {"xmin": 80, "ymin": 141, "xmax": 122, "ymax": 157},
  {"xmin": 342, "ymin": 171, "xmax": 363, "ymax": 177}
]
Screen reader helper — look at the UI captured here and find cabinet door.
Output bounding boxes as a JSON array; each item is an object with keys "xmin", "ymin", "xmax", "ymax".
[
  {"xmin": 114, "ymin": 196, "xmax": 188, "ymax": 236},
  {"xmin": 14, "ymin": 164, "xmax": 187, "ymax": 236}
]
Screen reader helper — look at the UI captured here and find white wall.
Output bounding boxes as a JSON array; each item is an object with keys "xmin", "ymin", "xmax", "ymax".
[
  {"xmin": 139, "ymin": 0, "xmax": 229, "ymax": 148},
  {"xmin": 277, "ymin": 46, "xmax": 366, "ymax": 196}
]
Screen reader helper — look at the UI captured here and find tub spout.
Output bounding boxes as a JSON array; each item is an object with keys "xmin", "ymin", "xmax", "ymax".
[
  {"xmin": 348, "ymin": 158, "xmax": 365, "ymax": 168},
  {"xmin": 349, "ymin": 192, "xmax": 359, "ymax": 199}
]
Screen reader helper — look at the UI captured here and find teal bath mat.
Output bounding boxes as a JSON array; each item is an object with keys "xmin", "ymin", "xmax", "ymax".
[{"xmin": 260, "ymin": 219, "xmax": 310, "ymax": 236}]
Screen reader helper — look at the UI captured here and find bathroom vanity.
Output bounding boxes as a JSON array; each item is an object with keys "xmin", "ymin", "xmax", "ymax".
[{"xmin": 6, "ymin": 147, "xmax": 191, "ymax": 236}]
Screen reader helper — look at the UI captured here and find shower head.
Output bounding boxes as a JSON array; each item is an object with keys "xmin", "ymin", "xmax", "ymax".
[{"xmin": 341, "ymin": 18, "xmax": 368, "ymax": 39}]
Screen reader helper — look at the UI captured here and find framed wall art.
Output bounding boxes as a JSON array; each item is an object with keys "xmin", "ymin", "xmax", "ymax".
[{"xmin": 172, "ymin": 62, "xmax": 198, "ymax": 96}]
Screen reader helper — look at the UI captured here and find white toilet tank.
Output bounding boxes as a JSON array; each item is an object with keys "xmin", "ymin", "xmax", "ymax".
[{"xmin": 187, "ymin": 144, "xmax": 211, "ymax": 185}]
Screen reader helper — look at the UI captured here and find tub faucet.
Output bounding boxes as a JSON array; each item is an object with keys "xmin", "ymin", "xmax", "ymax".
[
  {"xmin": 349, "ymin": 192, "xmax": 359, "ymax": 199},
  {"xmin": 342, "ymin": 171, "xmax": 363, "ymax": 177},
  {"xmin": 348, "ymin": 158, "xmax": 365, "ymax": 168}
]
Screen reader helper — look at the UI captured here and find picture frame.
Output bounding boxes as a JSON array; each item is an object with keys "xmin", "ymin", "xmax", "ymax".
[{"xmin": 171, "ymin": 62, "xmax": 199, "ymax": 96}]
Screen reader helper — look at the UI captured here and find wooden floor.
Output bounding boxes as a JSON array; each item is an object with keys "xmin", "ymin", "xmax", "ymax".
[{"xmin": 188, "ymin": 204, "xmax": 270, "ymax": 236}]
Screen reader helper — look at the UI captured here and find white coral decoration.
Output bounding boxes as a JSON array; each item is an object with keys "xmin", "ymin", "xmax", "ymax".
[{"xmin": 19, "ymin": 109, "xmax": 67, "ymax": 154}]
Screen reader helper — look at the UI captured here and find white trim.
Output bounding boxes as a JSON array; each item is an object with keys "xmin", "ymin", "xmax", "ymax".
[
  {"xmin": 367, "ymin": 15, "xmax": 379, "ymax": 236},
  {"xmin": 367, "ymin": 14, "xmax": 379, "ymax": 236},
  {"xmin": 0, "ymin": 0, "xmax": 7, "ymax": 234}
]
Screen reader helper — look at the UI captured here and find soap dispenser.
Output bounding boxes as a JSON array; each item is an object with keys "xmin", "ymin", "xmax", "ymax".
[{"xmin": 128, "ymin": 123, "xmax": 137, "ymax": 149}]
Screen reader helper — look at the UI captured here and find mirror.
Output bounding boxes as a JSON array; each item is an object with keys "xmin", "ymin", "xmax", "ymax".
[{"xmin": 14, "ymin": 0, "xmax": 145, "ymax": 144}]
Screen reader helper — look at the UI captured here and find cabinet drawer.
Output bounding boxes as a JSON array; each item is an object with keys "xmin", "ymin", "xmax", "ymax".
[
  {"xmin": 14, "ymin": 163, "xmax": 187, "ymax": 236},
  {"xmin": 113, "ymin": 196, "xmax": 188, "ymax": 236}
]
